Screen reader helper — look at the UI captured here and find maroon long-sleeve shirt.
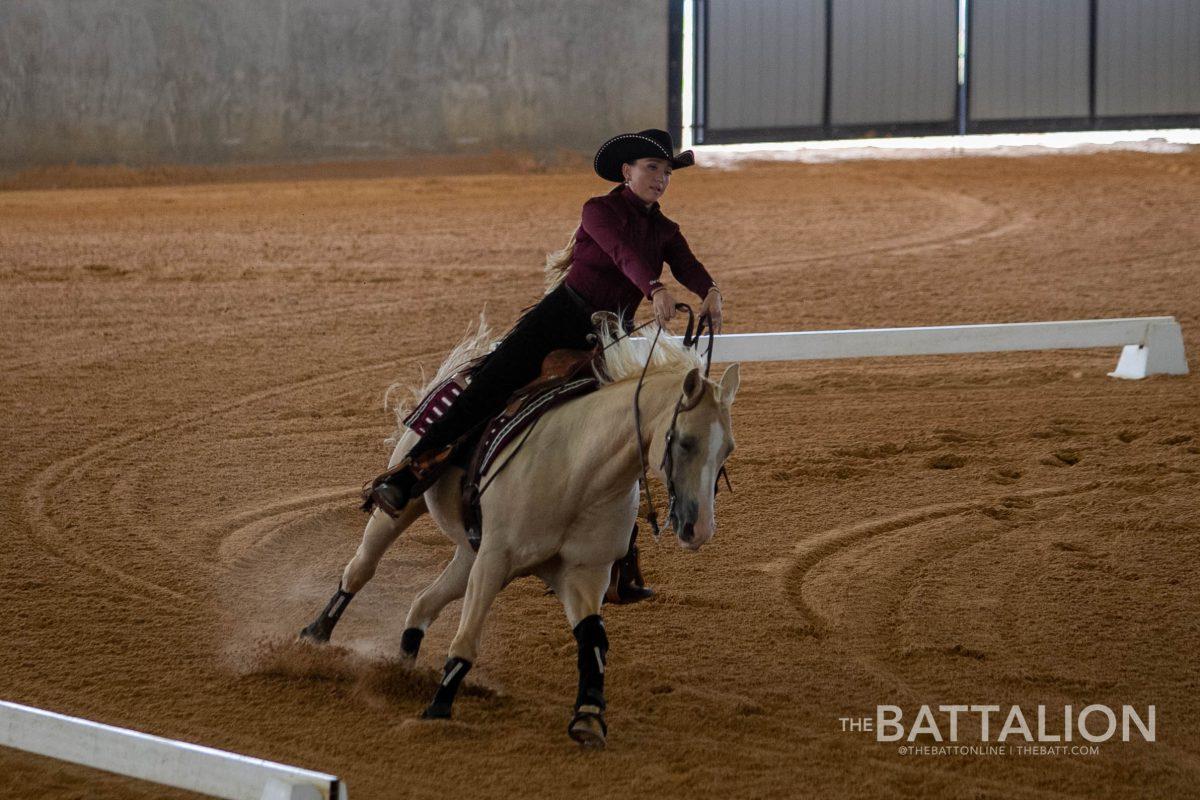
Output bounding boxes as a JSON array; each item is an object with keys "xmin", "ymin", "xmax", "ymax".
[{"xmin": 565, "ymin": 185, "xmax": 715, "ymax": 318}]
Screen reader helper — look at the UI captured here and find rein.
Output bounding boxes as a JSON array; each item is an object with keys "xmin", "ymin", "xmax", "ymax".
[{"xmin": 633, "ymin": 320, "xmax": 668, "ymax": 537}]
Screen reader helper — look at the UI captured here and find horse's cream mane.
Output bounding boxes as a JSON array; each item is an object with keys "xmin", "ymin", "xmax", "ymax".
[
  {"xmin": 590, "ymin": 312, "xmax": 702, "ymax": 386},
  {"xmin": 383, "ymin": 309, "xmax": 700, "ymax": 446}
]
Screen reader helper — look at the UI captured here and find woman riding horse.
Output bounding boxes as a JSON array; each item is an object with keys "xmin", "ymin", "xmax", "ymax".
[{"xmin": 362, "ymin": 128, "xmax": 724, "ymax": 601}]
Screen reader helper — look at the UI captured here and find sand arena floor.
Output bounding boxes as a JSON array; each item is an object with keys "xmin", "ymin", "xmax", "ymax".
[{"xmin": 1, "ymin": 151, "xmax": 1198, "ymax": 799}]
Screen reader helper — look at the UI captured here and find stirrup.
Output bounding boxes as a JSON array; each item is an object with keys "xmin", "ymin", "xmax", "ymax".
[
  {"xmin": 360, "ymin": 444, "xmax": 456, "ymax": 515},
  {"xmin": 360, "ymin": 459, "xmax": 417, "ymax": 515}
]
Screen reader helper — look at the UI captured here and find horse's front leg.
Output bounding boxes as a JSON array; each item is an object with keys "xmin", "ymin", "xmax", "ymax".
[
  {"xmin": 422, "ymin": 547, "xmax": 510, "ymax": 719},
  {"xmin": 300, "ymin": 497, "xmax": 427, "ymax": 642},
  {"xmin": 558, "ymin": 563, "xmax": 615, "ymax": 748},
  {"xmin": 397, "ymin": 545, "xmax": 474, "ymax": 662}
]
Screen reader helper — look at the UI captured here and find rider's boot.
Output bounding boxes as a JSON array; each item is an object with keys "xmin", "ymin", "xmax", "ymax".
[
  {"xmin": 360, "ymin": 445, "xmax": 453, "ymax": 517},
  {"xmin": 362, "ymin": 465, "xmax": 419, "ymax": 517},
  {"xmin": 605, "ymin": 525, "xmax": 654, "ymax": 605}
]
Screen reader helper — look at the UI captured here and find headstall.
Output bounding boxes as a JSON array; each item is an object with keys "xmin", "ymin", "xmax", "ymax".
[{"xmin": 634, "ymin": 304, "xmax": 731, "ymax": 539}]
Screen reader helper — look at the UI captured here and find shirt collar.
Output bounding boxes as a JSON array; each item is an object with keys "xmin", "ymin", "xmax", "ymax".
[{"xmin": 616, "ymin": 184, "xmax": 660, "ymax": 216}]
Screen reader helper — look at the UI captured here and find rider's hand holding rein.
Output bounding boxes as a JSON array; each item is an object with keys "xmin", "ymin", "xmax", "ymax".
[
  {"xmin": 699, "ymin": 286, "xmax": 723, "ymax": 333},
  {"xmin": 652, "ymin": 284, "xmax": 723, "ymax": 333},
  {"xmin": 651, "ymin": 285, "xmax": 678, "ymax": 329}
]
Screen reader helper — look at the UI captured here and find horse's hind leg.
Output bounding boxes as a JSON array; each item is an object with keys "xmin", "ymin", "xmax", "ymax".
[
  {"xmin": 422, "ymin": 548, "xmax": 510, "ymax": 719},
  {"xmin": 556, "ymin": 563, "xmax": 614, "ymax": 748},
  {"xmin": 397, "ymin": 545, "xmax": 474, "ymax": 662},
  {"xmin": 300, "ymin": 497, "xmax": 427, "ymax": 643}
]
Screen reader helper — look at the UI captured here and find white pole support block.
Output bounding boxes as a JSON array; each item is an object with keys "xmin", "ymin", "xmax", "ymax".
[
  {"xmin": 261, "ymin": 777, "xmax": 328, "ymax": 800},
  {"xmin": 631, "ymin": 316, "xmax": 1188, "ymax": 380},
  {"xmin": 0, "ymin": 701, "xmax": 347, "ymax": 800},
  {"xmin": 1108, "ymin": 319, "xmax": 1190, "ymax": 379}
]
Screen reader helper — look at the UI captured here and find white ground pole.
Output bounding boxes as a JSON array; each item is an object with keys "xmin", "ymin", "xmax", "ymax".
[
  {"xmin": 643, "ymin": 317, "xmax": 1188, "ymax": 379},
  {"xmin": 0, "ymin": 700, "xmax": 347, "ymax": 800}
]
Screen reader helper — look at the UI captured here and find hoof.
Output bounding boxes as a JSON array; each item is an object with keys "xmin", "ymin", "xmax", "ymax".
[
  {"xmin": 399, "ymin": 627, "xmax": 424, "ymax": 660},
  {"xmin": 604, "ymin": 584, "xmax": 655, "ymax": 606},
  {"xmin": 568, "ymin": 707, "xmax": 607, "ymax": 749},
  {"xmin": 422, "ymin": 702, "xmax": 453, "ymax": 720},
  {"xmin": 299, "ymin": 620, "xmax": 332, "ymax": 643}
]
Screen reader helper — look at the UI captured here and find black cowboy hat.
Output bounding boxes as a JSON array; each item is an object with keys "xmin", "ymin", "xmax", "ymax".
[{"xmin": 593, "ymin": 128, "xmax": 695, "ymax": 183}]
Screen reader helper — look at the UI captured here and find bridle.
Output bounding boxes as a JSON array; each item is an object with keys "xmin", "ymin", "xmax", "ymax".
[{"xmin": 634, "ymin": 304, "xmax": 731, "ymax": 539}]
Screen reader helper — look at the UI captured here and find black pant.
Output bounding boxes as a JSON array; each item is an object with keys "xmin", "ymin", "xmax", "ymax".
[{"xmin": 409, "ymin": 283, "xmax": 597, "ymax": 457}]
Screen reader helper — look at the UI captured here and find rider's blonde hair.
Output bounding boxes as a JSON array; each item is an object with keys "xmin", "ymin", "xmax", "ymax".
[{"xmin": 543, "ymin": 232, "xmax": 575, "ymax": 292}]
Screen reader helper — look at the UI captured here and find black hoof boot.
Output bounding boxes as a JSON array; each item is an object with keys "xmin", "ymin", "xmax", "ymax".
[
  {"xmin": 299, "ymin": 617, "xmax": 334, "ymax": 643},
  {"xmin": 421, "ymin": 702, "xmax": 453, "ymax": 720},
  {"xmin": 299, "ymin": 585, "xmax": 354, "ymax": 643},
  {"xmin": 400, "ymin": 627, "xmax": 425, "ymax": 660},
  {"xmin": 422, "ymin": 656, "xmax": 471, "ymax": 719},
  {"xmin": 569, "ymin": 615, "xmax": 608, "ymax": 747}
]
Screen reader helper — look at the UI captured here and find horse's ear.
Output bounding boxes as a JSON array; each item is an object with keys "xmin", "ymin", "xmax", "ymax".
[
  {"xmin": 681, "ymin": 367, "xmax": 704, "ymax": 409},
  {"xmin": 718, "ymin": 363, "xmax": 740, "ymax": 406}
]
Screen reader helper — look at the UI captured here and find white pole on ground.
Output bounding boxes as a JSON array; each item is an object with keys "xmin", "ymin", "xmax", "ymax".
[
  {"xmin": 0, "ymin": 700, "xmax": 347, "ymax": 800},
  {"xmin": 634, "ymin": 316, "xmax": 1188, "ymax": 378}
]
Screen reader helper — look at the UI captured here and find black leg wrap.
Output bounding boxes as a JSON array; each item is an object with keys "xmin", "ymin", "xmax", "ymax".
[
  {"xmin": 399, "ymin": 627, "xmax": 425, "ymax": 659},
  {"xmin": 572, "ymin": 615, "xmax": 608, "ymax": 712},
  {"xmin": 299, "ymin": 585, "xmax": 355, "ymax": 643},
  {"xmin": 422, "ymin": 656, "xmax": 472, "ymax": 719}
]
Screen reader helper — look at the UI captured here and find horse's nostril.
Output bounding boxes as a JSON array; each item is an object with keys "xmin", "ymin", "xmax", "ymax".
[{"xmin": 680, "ymin": 522, "xmax": 695, "ymax": 542}]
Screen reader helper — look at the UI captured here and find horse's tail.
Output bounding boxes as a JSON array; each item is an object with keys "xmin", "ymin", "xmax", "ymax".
[
  {"xmin": 542, "ymin": 231, "xmax": 576, "ymax": 293},
  {"xmin": 384, "ymin": 311, "xmax": 495, "ymax": 446}
]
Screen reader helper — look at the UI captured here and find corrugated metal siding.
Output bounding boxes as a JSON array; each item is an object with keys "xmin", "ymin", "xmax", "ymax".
[
  {"xmin": 830, "ymin": 0, "xmax": 957, "ymax": 125},
  {"xmin": 969, "ymin": 0, "xmax": 1090, "ymax": 121},
  {"xmin": 1097, "ymin": 0, "xmax": 1200, "ymax": 116},
  {"xmin": 706, "ymin": 0, "xmax": 826, "ymax": 130}
]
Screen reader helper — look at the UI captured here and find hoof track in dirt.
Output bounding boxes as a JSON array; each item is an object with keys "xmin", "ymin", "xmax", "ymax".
[
  {"xmin": 20, "ymin": 354, "xmax": 437, "ymax": 613},
  {"xmin": 242, "ymin": 638, "xmax": 500, "ymax": 711},
  {"xmin": 780, "ymin": 481, "xmax": 1108, "ymax": 637},
  {"xmin": 730, "ymin": 183, "xmax": 1020, "ymax": 274},
  {"xmin": 217, "ymin": 487, "xmax": 361, "ymax": 566}
]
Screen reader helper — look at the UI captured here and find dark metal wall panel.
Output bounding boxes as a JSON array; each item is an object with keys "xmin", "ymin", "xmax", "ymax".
[
  {"xmin": 705, "ymin": 0, "xmax": 826, "ymax": 131},
  {"xmin": 1096, "ymin": 0, "xmax": 1200, "ymax": 117},
  {"xmin": 969, "ymin": 0, "xmax": 1090, "ymax": 121},
  {"xmin": 830, "ymin": 0, "xmax": 958, "ymax": 126}
]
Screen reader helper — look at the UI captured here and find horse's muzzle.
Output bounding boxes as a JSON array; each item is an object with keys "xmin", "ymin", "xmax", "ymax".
[{"xmin": 677, "ymin": 521, "xmax": 705, "ymax": 551}]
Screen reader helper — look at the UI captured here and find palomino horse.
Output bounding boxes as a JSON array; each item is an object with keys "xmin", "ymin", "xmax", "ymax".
[{"xmin": 301, "ymin": 316, "xmax": 739, "ymax": 747}]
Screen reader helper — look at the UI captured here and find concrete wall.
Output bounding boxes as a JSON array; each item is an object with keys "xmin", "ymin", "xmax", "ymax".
[{"xmin": 0, "ymin": 1, "xmax": 668, "ymax": 167}]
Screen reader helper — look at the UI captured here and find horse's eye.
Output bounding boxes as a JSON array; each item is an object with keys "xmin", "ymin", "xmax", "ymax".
[{"xmin": 678, "ymin": 437, "xmax": 697, "ymax": 454}]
